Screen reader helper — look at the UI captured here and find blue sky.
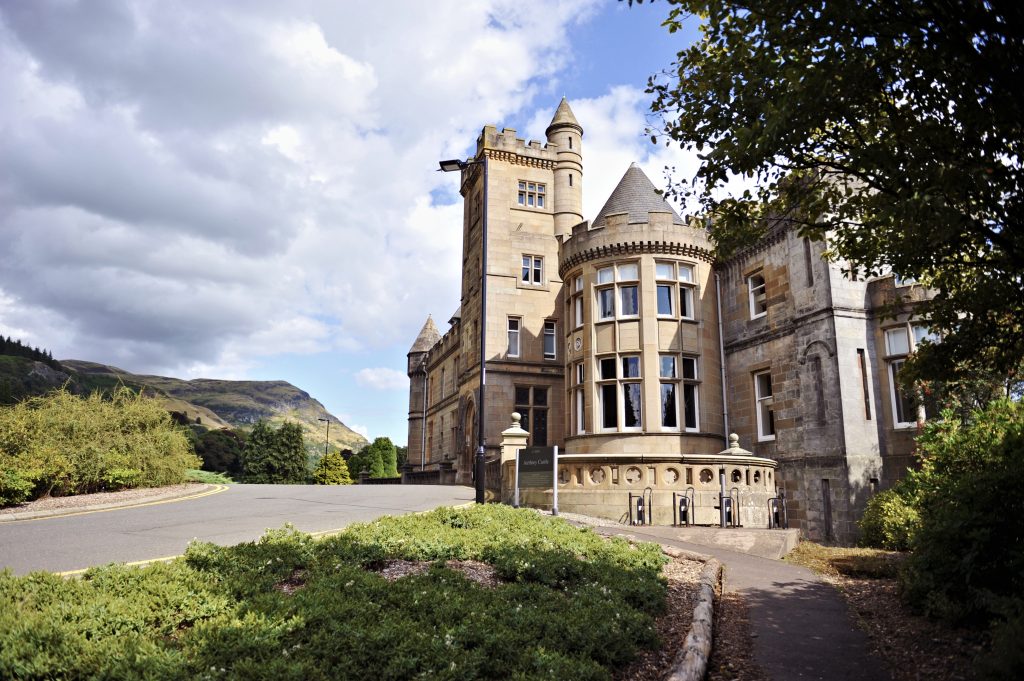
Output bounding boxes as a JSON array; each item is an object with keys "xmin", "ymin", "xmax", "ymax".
[{"xmin": 0, "ymin": 1, "xmax": 703, "ymax": 445}]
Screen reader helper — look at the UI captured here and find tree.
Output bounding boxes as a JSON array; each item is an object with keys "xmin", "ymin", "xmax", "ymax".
[
  {"xmin": 240, "ymin": 420, "xmax": 308, "ymax": 484},
  {"xmin": 366, "ymin": 436, "xmax": 398, "ymax": 477},
  {"xmin": 348, "ymin": 437, "xmax": 396, "ymax": 479},
  {"xmin": 643, "ymin": 0, "xmax": 1023, "ymax": 383},
  {"xmin": 194, "ymin": 428, "xmax": 246, "ymax": 477},
  {"xmin": 312, "ymin": 450, "xmax": 353, "ymax": 485}
]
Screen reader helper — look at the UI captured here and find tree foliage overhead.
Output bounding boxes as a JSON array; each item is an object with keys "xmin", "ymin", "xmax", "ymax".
[{"xmin": 644, "ymin": 0, "xmax": 1023, "ymax": 381}]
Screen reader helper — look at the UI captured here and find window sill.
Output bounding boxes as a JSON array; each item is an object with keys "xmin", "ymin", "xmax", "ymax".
[
  {"xmin": 757, "ymin": 435, "xmax": 776, "ymax": 442},
  {"xmin": 516, "ymin": 282, "xmax": 551, "ymax": 292}
]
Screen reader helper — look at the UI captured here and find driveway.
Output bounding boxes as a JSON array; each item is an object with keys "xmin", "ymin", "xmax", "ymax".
[{"xmin": 0, "ymin": 484, "xmax": 475, "ymax": 575}]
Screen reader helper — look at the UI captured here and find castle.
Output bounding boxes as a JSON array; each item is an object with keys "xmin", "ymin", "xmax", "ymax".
[{"xmin": 407, "ymin": 99, "xmax": 929, "ymax": 543}]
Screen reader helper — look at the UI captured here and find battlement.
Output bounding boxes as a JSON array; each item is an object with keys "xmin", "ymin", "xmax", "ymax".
[
  {"xmin": 558, "ymin": 211, "xmax": 714, "ymax": 276},
  {"xmin": 475, "ymin": 125, "xmax": 560, "ymax": 166}
]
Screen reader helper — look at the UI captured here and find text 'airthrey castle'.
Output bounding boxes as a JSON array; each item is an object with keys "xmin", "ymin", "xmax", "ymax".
[{"xmin": 407, "ymin": 99, "xmax": 929, "ymax": 543}]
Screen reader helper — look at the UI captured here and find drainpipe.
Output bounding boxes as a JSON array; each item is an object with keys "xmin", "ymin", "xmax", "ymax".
[
  {"xmin": 715, "ymin": 273, "xmax": 730, "ymax": 447},
  {"xmin": 420, "ymin": 369, "xmax": 427, "ymax": 470}
]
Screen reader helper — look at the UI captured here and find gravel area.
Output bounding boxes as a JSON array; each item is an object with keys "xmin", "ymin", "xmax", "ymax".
[
  {"xmin": 373, "ymin": 558, "xmax": 501, "ymax": 587},
  {"xmin": 0, "ymin": 483, "xmax": 206, "ymax": 517}
]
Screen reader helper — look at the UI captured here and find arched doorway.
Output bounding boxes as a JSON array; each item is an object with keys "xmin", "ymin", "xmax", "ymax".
[{"xmin": 458, "ymin": 397, "xmax": 476, "ymax": 485}]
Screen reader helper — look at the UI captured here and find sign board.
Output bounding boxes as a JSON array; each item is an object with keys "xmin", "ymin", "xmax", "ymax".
[{"xmin": 518, "ymin": 446, "xmax": 555, "ymax": 488}]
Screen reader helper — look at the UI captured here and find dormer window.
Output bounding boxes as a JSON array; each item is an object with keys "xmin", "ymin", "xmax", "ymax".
[{"xmin": 517, "ymin": 181, "xmax": 545, "ymax": 208}]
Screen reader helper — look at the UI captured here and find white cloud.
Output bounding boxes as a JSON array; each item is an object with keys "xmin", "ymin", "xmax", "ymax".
[
  {"xmin": 0, "ymin": 0, "xmax": 601, "ymax": 378},
  {"xmin": 355, "ymin": 368, "xmax": 409, "ymax": 391}
]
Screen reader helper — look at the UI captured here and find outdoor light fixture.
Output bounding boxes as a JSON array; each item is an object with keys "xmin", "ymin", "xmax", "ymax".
[
  {"xmin": 317, "ymin": 417, "xmax": 330, "ymax": 458},
  {"xmin": 438, "ymin": 156, "xmax": 488, "ymax": 504},
  {"xmin": 438, "ymin": 159, "xmax": 468, "ymax": 173}
]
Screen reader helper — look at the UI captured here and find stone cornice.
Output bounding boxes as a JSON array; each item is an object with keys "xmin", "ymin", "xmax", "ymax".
[
  {"xmin": 559, "ymin": 240, "xmax": 715, "ymax": 277},
  {"xmin": 484, "ymin": 149, "xmax": 555, "ymax": 170}
]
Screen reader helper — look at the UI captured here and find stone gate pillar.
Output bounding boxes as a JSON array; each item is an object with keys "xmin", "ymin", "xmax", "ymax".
[{"xmin": 500, "ymin": 412, "xmax": 529, "ymax": 504}]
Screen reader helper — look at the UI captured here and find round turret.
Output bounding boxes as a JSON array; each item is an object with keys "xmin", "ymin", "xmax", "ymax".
[{"xmin": 545, "ymin": 97, "xmax": 583, "ymax": 238}]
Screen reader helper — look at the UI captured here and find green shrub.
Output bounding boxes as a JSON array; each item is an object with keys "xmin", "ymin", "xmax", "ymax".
[
  {"xmin": 898, "ymin": 398, "xmax": 1024, "ymax": 681},
  {"xmin": 0, "ymin": 387, "xmax": 199, "ymax": 506},
  {"xmin": 858, "ymin": 484, "xmax": 919, "ymax": 551},
  {"xmin": 186, "ymin": 469, "xmax": 234, "ymax": 484},
  {"xmin": 0, "ymin": 506, "xmax": 669, "ymax": 680}
]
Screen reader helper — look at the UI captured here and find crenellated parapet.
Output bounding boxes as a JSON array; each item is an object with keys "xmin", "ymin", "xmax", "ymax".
[{"xmin": 474, "ymin": 126, "xmax": 558, "ymax": 169}]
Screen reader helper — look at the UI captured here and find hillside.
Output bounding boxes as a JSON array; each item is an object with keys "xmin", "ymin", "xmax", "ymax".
[{"xmin": 2, "ymin": 358, "xmax": 367, "ymax": 452}]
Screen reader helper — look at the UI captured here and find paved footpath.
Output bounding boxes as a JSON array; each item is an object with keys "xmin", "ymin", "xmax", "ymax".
[{"xmin": 595, "ymin": 525, "xmax": 892, "ymax": 681}]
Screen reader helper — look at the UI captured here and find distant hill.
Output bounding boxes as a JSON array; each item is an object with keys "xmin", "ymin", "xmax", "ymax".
[{"xmin": 0, "ymin": 357, "xmax": 368, "ymax": 452}]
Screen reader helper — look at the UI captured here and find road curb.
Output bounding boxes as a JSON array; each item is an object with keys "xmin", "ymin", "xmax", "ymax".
[{"xmin": 0, "ymin": 484, "xmax": 225, "ymax": 522}]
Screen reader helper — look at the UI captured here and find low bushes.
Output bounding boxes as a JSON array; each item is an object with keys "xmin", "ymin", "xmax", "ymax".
[
  {"xmin": 0, "ymin": 505, "xmax": 668, "ymax": 680},
  {"xmin": 856, "ymin": 399, "xmax": 1023, "ymax": 679},
  {"xmin": 0, "ymin": 387, "xmax": 199, "ymax": 506},
  {"xmin": 858, "ymin": 484, "xmax": 919, "ymax": 551},
  {"xmin": 898, "ymin": 400, "xmax": 1024, "ymax": 630}
]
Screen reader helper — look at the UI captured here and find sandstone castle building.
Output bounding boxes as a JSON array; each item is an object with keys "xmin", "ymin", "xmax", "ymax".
[{"xmin": 407, "ymin": 99, "xmax": 929, "ymax": 543}]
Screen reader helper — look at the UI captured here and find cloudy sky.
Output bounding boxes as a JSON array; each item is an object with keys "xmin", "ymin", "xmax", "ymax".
[{"xmin": 0, "ymin": 0, "xmax": 704, "ymax": 444}]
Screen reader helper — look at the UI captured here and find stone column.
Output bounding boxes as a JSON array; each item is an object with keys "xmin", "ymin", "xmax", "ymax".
[
  {"xmin": 500, "ymin": 412, "xmax": 530, "ymax": 504},
  {"xmin": 438, "ymin": 461, "xmax": 455, "ymax": 485}
]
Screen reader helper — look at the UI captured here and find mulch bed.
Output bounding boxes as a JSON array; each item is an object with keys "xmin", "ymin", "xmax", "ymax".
[
  {"xmin": 826, "ymin": 574, "xmax": 987, "ymax": 681},
  {"xmin": 614, "ymin": 557, "xmax": 704, "ymax": 681}
]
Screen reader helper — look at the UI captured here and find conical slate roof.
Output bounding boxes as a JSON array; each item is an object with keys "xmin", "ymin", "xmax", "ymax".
[
  {"xmin": 592, "ymin": 162, "xmax": 684, "ymax": 228},
  {"xmin": 546, "ymin": 97, "xmax": 582, "ymax": 135},
  {"xmin": 409, "ymin": 315, "xmax": 441, "ymax": 354}
]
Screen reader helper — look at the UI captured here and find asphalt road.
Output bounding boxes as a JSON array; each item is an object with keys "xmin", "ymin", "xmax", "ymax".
[{"xmin": 0, "ymin": 484, "xmax": 475, "ymax": 575}]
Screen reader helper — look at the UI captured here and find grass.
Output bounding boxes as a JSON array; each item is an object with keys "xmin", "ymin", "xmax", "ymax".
[
  {"xmin": 0, "ymin": 505, "xmax": 667, "ymax": 680},
  {"xmin": 185, "ymin": 469, "xmax": 236, "ymax": 484},
  {"xmin": 784, "ymin": 541, "xmax": 907, "ymax": 579}
]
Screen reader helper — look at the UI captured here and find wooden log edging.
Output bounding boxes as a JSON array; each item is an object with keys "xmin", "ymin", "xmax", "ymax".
[{"xmin": 663, "ymin": 545, "xmax": 722, "ymax": 681}]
